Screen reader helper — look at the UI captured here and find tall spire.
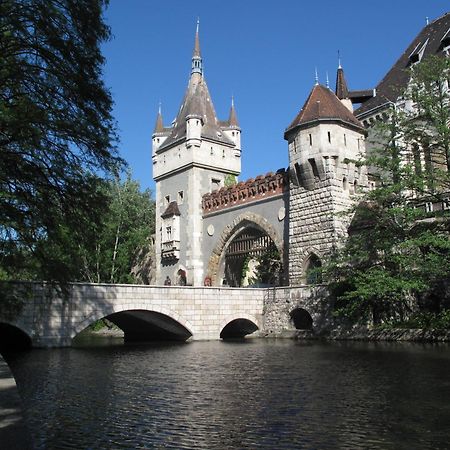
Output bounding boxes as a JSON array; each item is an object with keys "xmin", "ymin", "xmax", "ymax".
[{"xmin": 191, "ymin": 18, "xmax": 202, "ymax": 76}]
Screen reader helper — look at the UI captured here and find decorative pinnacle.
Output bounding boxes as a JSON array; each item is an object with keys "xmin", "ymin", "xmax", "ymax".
[
  {"xmin": 326, "ymin": 71, "xmax": 330, "ymax": 89},
  {"xmin": 193, "ymin": 18, "xmax": 201, "ymax": 57},
  {"xmin": 338, "ymin": 50, "xmax": 342, "ymax": 69},
  {"xmin": 314, "ymin": 67, "xmax": 319, "ymax": 86},
  {"xmin": 191, "ymin": 18, "xmax": 202, "ymax": 75}
]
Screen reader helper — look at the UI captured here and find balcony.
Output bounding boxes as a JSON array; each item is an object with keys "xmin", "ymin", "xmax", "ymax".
[{"xmin": 162, "ymin": 240, "xmax": 180, "ymax": 260}]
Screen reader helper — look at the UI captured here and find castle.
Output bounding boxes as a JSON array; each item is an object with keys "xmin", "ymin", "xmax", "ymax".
[{"xmin": 152, "ymin": 14, "xmax": 450, "ymax": 288}]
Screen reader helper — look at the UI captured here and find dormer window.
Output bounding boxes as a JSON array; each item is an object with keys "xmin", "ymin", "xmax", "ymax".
[
  {"xmin": 440, "ymin": 28, "xmax": 450, "ymax": 53},
  {"xmin": 409, "ymin": 39, "xmax": 428, "ymax": 65}
]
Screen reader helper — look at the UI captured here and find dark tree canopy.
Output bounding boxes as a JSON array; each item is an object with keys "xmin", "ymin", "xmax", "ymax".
[{"xmin": 0, "ymin": 0, "xmax": 124, "ymax": 281}]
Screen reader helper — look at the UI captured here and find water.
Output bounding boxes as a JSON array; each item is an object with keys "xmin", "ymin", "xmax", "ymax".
[{"xmin": 6, "ymin": 338, "xmax": 450, "ymax": 449}]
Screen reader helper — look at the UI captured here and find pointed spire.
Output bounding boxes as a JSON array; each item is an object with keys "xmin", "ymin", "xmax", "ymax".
[
  {"xmin": 314, "ymin": 67, "xmax": 319, "ymax": 86},
  {"xmin": 338, "ymin": 50, "xmax": 342, "ymax": 69},
  {"xmin": 228, "ymin": 95, "xmax": 240, "ymax": 128},
  {"xmin": 326, "ymin": 71, "xmax": 330, "ymax": 89},
  {"xmin": 335, "ymin": 62, "xmax": 349, "ymax": 100},
  {"xmin": 191, "ymin": 18, "xmax": 203, "ymax": 75},
  {"xmin": 154, "ymin": 103, "xmax": 164, "ymax": 133}
]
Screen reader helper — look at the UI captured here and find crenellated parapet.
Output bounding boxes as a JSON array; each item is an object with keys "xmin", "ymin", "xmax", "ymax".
[{"xmin": 202, "ymin": 168, "xmax": 288, "ymax": 214}]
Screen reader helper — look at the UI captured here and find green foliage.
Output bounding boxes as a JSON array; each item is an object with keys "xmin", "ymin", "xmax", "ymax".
[
  {"xmin": 326, "ymin": 56, "xmax": 450, "ymax": 326},
  {"xmin": 77, "ymin": 172, "xmax": 155, "ymax": 284},
  {"xmin": 247, "ymin": 246, "xmax": 283, "ymax": 286},
  {"xmin": 0, "ymin": 0, "xmax": 124, "ymax": 283},
  {"xmin": 224, "ymin": 174, "xmax": 237, "ymax": 187}
]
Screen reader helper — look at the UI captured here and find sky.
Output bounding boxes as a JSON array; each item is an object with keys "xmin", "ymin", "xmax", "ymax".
[{"xmin": 102, "ymin": 1, "xmax": 450, "ymax": 193}]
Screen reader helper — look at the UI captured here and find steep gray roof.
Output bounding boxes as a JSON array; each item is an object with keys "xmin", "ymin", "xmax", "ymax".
[
  {"xmin": 158, "ymin": 26, "xmax": 234, "ymax": 151},
  {"xmin": 355, "ymin": 13, "xmax": 450, "ymax": 119}
]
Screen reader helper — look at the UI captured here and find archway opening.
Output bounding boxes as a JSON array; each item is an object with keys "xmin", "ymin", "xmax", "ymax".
[
  {"xmin": 0, "ymin": 323, "xmax": 32, "ymax": 353},
  {"xmin": 73, "ymin": 310, "xmax": 192, "ymax": 344},
  {"xmin": 220, "ymin": 319, "xmax": 259, "ymax": 339},
  {"xmin": 304, "ymin": 253, "xmax": 322, "ymax": 284},
  {"xmin": 223, "ymin": 227, "xmax": 282, "ymax": 287},
  {"xmin": 290, "ymin": 308, "xmax": 313, "ymax": 330}
]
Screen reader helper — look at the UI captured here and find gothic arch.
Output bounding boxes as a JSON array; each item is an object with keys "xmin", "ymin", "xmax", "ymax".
[
  {"xmin": 206, "ymin": 212, "xmax": 283, "ymax": 286},
  {"xmin": 301, "ymin": 249, "xmax": 323, "ymax": 285}
]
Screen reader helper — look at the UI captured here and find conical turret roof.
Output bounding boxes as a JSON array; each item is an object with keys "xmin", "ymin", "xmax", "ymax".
[
  {"xmin": 228, "ymin": 98, "xmax": 240, "ymax": 128},
  {"xmin": 285, "ymin": 84, "xmax": 364, "ymax": 137},
  {"xmin": 153, "ymin": 106, "xmax": 164, "ymax": 133},
  {"xmin": 335, "ymin": 66, "xmax": 349, "ymax": 100}
]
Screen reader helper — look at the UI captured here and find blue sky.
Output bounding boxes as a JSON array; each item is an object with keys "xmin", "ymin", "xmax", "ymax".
[{"xmin": 102, "ymin": 1, "xmax": 449, "ymax": 192}]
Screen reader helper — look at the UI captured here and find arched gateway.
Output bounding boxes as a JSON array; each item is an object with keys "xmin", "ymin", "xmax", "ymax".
[{"xmin": 205, "ymin": 212, "xmax": 284, "ymax": 287}]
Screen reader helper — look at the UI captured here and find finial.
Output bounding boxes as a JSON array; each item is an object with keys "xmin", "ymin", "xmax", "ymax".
[
  {"xmin": 191, "ymin": 18, "xmax": 202, "ymax": 75},
  {"xmin": 231, "ymin": 94, "xmax": 234, "ymax": 108},
  {"xmin": 326, "ymin": 71, "xmax": 330, "ymax": 89},
  {"xmin": 315, "ymin": 67, "xmax": 319, "ymax": 86},
  {"xmin": 158, "ymin": 100, "xmax": 162, "ymax": 115},
  {"xmin": 426, "ymin": 17, "xmax": 429, "ymax": 25},
  {"xmin": 338, "ymin": 50, "xmax": 342, "ymax": 69}
]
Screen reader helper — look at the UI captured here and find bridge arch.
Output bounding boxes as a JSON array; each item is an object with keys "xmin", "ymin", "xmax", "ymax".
[
  {"xmin": 219, "ymin": 313, "xmax": 260, "ymax": 339},
  {"xmin": 206, "ymin": 212, "xmax": 283, "ymax": 286},
  {"xmin": 0, "ymin": 322, "xmax": 32, "ymax": 352},
  {"xmin": 72, "ymin": 304, "xmax": 195, "ymax": 342},
  {"xmin": 290, "ymin": 307, "xmax": 313, "ymax": 330}
]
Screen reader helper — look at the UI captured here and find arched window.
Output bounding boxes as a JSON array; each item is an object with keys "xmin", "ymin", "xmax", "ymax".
[
  {"xmin": 343, "ymin": 177, "xmax": 348, "ymax": 191},
  {"xmin": 304, "ymin": 253, "xmax": 322, "ymax": 284}
]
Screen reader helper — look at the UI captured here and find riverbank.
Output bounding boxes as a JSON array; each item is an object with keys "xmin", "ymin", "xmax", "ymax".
[
  {"xmin": 0, "ymin": 354, "xmax": 32, "ymax": 449},
  {"xmin": 327, "ymin": 327, "xmax": 450, "ymax": 342}
]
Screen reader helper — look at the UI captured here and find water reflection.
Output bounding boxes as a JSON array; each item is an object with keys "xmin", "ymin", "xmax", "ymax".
[{"xmin": 7, "ymin": 339, "xmax": 450, "ymax": 449}]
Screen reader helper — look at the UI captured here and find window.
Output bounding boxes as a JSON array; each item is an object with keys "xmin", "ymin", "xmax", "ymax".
[
  {"xmin": 425, "ymin": 202, "xmax": 433, "ymax": 213},
  {"xmin": 344, "ymin": 134, "xmax": 347, "ymax": 147},
  {"xmin": 308, "ymin": 158, "xmax": 319, "ymax": 179},
  {"xmin": 309, "ymin": 133, "xmax": 313, "ymax": 146},
  {"xmin": 210, "ymin": 147, "xmax": 214, "ymax": 155},
  {"xmin": 177, "ymin": 191, "xmax": 184, "ymax": 203},
  {"xmin": 166, "ymin": 226, "xmax": 172, "ymax": 240},
  {"xmin": 222, "ymin": 149, "xmax": 225, "ymax": 158},
  {"xmin": 165, "ymin": 195, "xmax": 170, "ymax": 205},
  {"xmin": 343, "ymin": 177, "xmax": 348, "ymax": 191},
  {"xmin": 211, "ymin": 178, "xmax": 221, "ymax": 190},
  {"xmin": 327, "ymin": 131, "xmax": 331, "ymax": 144}
]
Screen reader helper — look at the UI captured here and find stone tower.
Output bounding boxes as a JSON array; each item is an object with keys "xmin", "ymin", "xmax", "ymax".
[
  {"xmin": 152, "ymin": 22, "xmax": 242, "ymax": 286},
  {"xmin": 284, "ymin": 77, "xmax": 367, "ymax": 285}
]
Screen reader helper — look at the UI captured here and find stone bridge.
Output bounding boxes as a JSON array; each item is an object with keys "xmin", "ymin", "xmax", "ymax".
[{"xmin": 0, "ymin": 282, "xmax": 332, "ymax": 348}]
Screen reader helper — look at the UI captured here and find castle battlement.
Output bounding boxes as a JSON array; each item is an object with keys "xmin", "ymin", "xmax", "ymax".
[{"xmin": 202, "ymin": 169, "xmax": 288, "ymax": 214}]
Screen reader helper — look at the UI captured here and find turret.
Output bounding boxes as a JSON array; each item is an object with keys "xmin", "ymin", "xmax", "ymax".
[
  {"xmin": 335, "ymin": 62, "xmax": 353, "ymax": 112},
  {"xmin": 285, "ymin": 83, "xmax": 366, "ymax": 191},
  {"xmin": 186, "ymin": 113, "xmax": 203, "ymax": 148},
  {"xmin": 222, "ymin": 97, "xmax": 241, "ymax": 152},
  {"xmin": 152, "ymin": 104, "xmax": 169, "ymax": 161}
]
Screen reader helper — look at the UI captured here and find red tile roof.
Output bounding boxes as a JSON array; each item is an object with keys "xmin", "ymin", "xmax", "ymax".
[{"xmin": 285, "ymin": 84, "xmax": 364, "ymax": 137}]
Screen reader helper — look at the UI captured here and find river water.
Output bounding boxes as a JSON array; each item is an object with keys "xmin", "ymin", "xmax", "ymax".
[{"xmin": 6, "ymin": 338, "xmax": 450, "ymax": 449}]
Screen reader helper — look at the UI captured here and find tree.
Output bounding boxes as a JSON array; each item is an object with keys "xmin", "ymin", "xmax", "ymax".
[
  {"xmin": 0, "ymin": 0, "xmax": 124, "ymax": 282},
  {"xmin": 78, "ymin": 173, "xmax": 155, "ymax": 284},
  {"xmin": 326, "ymin": 56, "xmax": 450, "ymax": 327}
]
